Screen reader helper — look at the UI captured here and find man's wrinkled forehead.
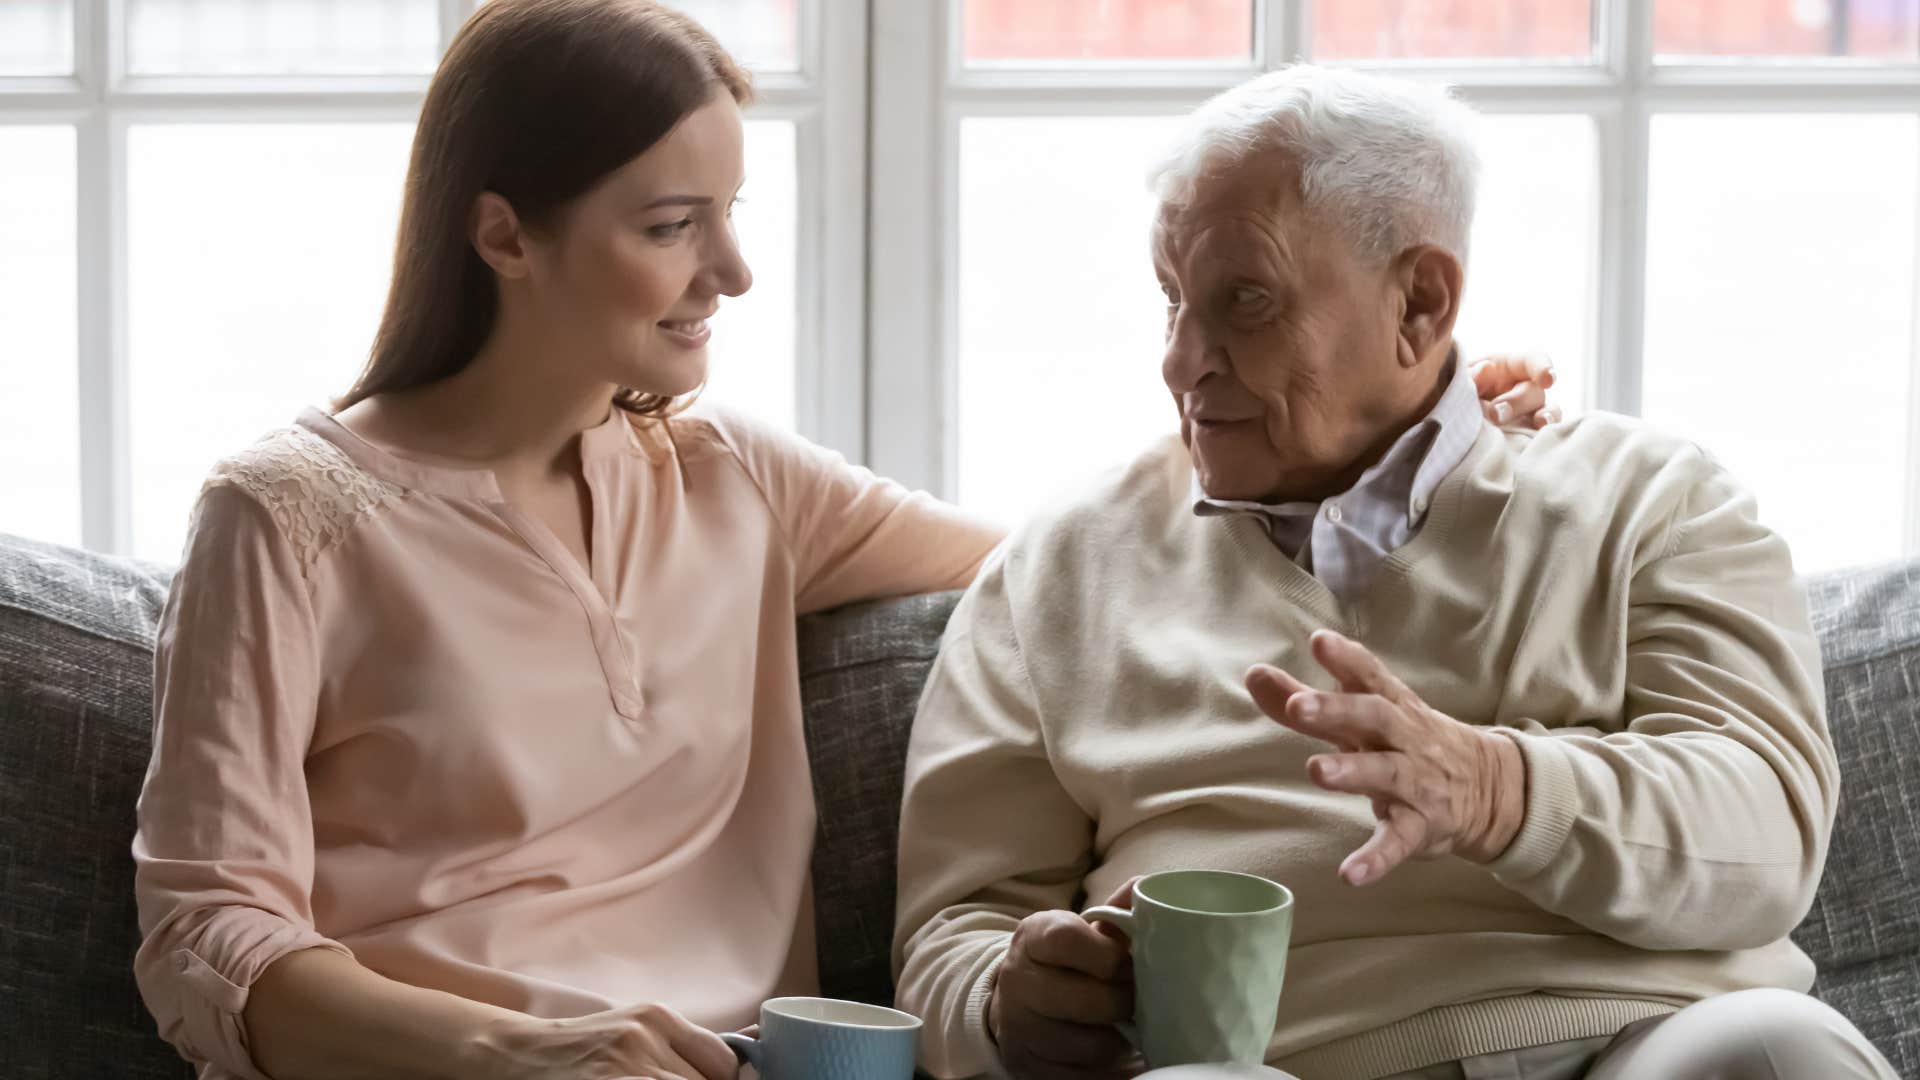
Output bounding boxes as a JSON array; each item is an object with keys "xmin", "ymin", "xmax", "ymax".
[{"xmin": 1152, "ymin": 155, "xmax": 1302, "ymax": 268}]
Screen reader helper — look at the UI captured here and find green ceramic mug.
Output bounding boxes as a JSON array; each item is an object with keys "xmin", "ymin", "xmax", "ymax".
[{"xmin": 1082, "ymin": 869, "xmax": 1293, "ymax": 1068}]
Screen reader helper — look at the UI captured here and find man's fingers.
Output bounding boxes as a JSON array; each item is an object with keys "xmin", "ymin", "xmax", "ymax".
[
  {"xmin": 1277, "ymin": 691, "xmax": 1396, "ymax": 750},
  {"xmin": 1245, "ymin": 663, "xmax": 1312, "ymax": 722},
  {"xmin": 1101, "ymin": 875, "xmax": 1143, "ymax": 909},
  {"xmin": 1017, "ymin": 966, "xmax": 1134, "ymax": 1025},
  {"xmin": 1342, "ymin": 805, "xmax": 1424, "ymax": 887},
  {"xmin": 1024, "ymin": 913, "xmax": 1131, "ymax": 981},
  {"xmin": 1008, "ymin": 1016, "xmax": 1136, "ymax": 1074},
  {"xmin": 1310, "ymin": 630, "xmax": 1410, "ymax": 701},
  {"xmin": 1308, "ymin": 751, "xmax": 1417, "ymax": 805}
]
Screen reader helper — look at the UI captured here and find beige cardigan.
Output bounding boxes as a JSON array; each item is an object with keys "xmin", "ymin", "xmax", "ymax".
[{"xmin": 894, "ymin": 414, "xmax": 1835, "ymax": 1080}]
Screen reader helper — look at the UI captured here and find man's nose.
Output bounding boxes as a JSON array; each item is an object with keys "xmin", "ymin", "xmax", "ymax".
[{"xmin": 1162, "ymin": 308, "xmax": 1221, "ymax": 395}]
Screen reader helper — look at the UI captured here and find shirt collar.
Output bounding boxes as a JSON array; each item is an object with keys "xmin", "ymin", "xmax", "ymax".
[{"xmin": 1191, "ymin": 351, "xmax": 1484, "ymax": 526}]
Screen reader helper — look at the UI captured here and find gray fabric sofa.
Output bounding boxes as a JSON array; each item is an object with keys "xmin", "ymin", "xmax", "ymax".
[{"xmin": 2, "ymin": 530, "xmax": 1915, "ymax": 1079}]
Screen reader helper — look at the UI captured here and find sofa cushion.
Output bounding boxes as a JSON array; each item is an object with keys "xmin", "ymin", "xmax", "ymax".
[
  {"xmin": 0, "ymin": 534, "xmax": 189, "ymax": 1079},
  {"xmin": 1795, "ymin": 560, "xmax": 1920, "ymax": 1077}
]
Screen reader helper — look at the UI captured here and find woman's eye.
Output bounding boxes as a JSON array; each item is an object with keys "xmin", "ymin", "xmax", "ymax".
[{"xmin": 649, "ymin": 218, "xmax": 695, "ymax": 239}]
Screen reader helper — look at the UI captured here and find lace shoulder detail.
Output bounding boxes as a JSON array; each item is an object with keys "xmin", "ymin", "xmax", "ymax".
[{"xmin": 204, "ymin": 425, "xmax": 406, "ymax": 576}]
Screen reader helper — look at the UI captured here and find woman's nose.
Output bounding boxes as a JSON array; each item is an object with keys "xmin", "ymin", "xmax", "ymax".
[{"xmin": 706, "ymin": 227, "xmax": 753, "ymax": 298}]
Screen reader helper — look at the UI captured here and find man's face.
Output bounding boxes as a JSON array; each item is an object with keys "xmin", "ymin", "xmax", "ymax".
[{"xmin": 1152, "ymin": 154, "xmax": 1422, "ymax": 504}]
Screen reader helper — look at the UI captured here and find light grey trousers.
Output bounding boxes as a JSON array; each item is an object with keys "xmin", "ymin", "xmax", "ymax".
[{"xmin": 1376, "ymin": 990, "xmax": 1898, "ymax": 1080}]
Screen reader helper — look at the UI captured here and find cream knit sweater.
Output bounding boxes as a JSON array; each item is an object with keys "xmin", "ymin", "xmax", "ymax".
[{"xmin": 892, "ymin": 414, "xmax": 1837, "ymax": 1080}]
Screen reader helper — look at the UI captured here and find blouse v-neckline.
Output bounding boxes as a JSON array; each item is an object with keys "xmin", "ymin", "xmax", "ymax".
[{"xmin": 297, "ymin": 406, "xmax": 652, "ymax": 719}]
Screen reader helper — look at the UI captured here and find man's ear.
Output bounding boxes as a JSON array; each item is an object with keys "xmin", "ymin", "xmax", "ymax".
[
  {"xmin": 1393, "ymin": 244, "xmax": 1463, "ymax": 369},
  {"xmin": 471, "ymin": 191, "xmax": 531, "ymax": 280}
]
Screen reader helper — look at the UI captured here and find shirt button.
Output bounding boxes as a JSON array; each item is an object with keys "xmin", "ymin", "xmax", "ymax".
[
  {"xmin": 1412, "ymin": 494, "xmax": 1429, "ymax": 515},
  {"xmin": 1326, "ymin": 503, "xmax": 1344, "ymax": 524}
]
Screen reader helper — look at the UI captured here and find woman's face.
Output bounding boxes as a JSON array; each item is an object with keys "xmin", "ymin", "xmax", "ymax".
[{"xmin": 520, "ymin": 93, "xmax": 753, "ymax": 398}]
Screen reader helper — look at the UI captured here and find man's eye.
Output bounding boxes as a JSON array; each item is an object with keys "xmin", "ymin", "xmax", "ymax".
[{"xmin": 1231, "ymin": 286, "xmax": 1265, "ymax": 306}]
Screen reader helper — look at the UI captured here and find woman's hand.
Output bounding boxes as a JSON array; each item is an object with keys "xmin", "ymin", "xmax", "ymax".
[
  {"xmin": 469, "ymin": 1003, "xmax": 739, "ymax": 1080},
  {"xmin": 1470, "ymin": 353, "xmax": 1561, "ymax": 429},
  {"xmin": 1245, "ymin": 630, "xmax": 1528, "ymax": 887}
]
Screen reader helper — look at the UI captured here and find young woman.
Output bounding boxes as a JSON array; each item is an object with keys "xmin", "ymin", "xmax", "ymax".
[{"xmin": 131, "ymin": 3, "xmax": 1557, "ymax": 1078}]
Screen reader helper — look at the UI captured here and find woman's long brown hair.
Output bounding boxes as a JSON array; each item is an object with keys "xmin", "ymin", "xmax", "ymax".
[{"xmin": 337, "ymin": 0, "xmax": 752, "ymax": 419}]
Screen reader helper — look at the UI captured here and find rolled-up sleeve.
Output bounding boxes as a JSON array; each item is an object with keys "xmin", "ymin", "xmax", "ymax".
[{"xmin": 133, "ymin": 483, "xmax": 350, "ymax": 1078}]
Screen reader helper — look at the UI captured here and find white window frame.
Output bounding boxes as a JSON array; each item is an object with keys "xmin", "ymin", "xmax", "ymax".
[
  {"xmin": 867, "ymin": 0, "xmax": 1920, "ymax": 557},
  {"xmin": 1, "ymin": 0, "xmax": 868, "ymax": 556}
]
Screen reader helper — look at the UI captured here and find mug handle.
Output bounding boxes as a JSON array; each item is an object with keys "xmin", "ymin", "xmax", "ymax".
[
  {"xmin": 721, "ymin": 1031, "xmax": 764, "ymax": 1071},
  {"xmin": 1080, "ymin": 906, "xmax": 1142, "ymax": 1050}
]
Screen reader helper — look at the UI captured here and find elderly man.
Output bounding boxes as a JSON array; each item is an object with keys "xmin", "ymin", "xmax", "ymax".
[{"xmin": 891, "ymin": 66, "xmax": 1896, "ymax": 1080}]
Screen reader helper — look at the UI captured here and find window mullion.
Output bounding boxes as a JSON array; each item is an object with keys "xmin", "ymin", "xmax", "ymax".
[
  {"xmin": 438, "ymin": 0, "xmax": 473, "ymax": 52},
  {"xmin": 1267, "ymin": 0, "xmax": 1305, "ymax": 68},
  {"xmin": 1594, "ymin": 0, "xmax": 1651, "ymax": 416},
  {"xmin": 77, "ymin": 0, "xmax": 130, "ymax": 554},
  {"xmin": 1906, "ymin": 131, "xmax": 1920, "ymax": 554},
  {"xmin": 865, "ymin": 0, "xmax": 948, "ymax": 495},
  {"xmin": 802, "ymin": 0, "xmax": 869, "ymax": 461}
]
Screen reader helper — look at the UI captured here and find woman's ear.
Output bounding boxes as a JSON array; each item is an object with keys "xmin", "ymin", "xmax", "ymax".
[
  {"xmin": 1394, "ymin": 245, "xmax": 1464, "ymax": 369},
  {"xmin": 470, "ymin": 191, "xmax": 530, "ymax": 280}
]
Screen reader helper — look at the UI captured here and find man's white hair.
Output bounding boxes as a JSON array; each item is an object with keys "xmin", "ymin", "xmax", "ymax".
[{"xmin": 1148, "ymin": 65, "xmax": 1482, "ymax": 265}]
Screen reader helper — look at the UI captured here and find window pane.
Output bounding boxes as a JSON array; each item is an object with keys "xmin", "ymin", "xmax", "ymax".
[
  {"xmin": 1453, "ymin": 115, "xmax": 1597, "ymax": 412},
  {"xmin": 1643, "ymin": 115, "xmax": 1918, "ymax": 573},
  {"xmin": 958, "ymin": 116, "xmax": 1183, "ymax": 527},
  {"xmin": 1656, "ymin": 0, "xmax": 1920, "ymax": 61},
  {"xmin": 0, "ymin": 126, "xmax": 80, "ymax": 547},
  {"xmin": 964, "ymin": 0, "xmax": 1254, "ymax": 64},
  {"xmin": 702, "ymin": 120, "xmax": 797, "ymax": 429},
  {"xmin": 127, "ymin": 0, "xmax": 439, "ymax": 76},
  {"xmin": 129, "ymin": 124, "xmax": 413, "ymax": 562},
  {"xmin": 0, "ymin": 0, "xmax": 73, "ymax": 75},
  {"xmin": 673, "ymin": 0, "xmax": 800, "ymax": 72},
  {"xmin": 1314, "ymin": 0, "xmax": 1593, "ymax": 61}
]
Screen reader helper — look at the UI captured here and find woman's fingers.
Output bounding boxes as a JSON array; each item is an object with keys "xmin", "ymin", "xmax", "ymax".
[
  {"xmin": 662, "ymin": 1017, "xmax": 742, "ymax": 1079},
  {"xmin": 1471, "ymin": 353, "xmax": 1554, "ymax": 398},
  {"xmin": 1489, "ymin": 380, "xmax": 1547, "ymax": 427}
]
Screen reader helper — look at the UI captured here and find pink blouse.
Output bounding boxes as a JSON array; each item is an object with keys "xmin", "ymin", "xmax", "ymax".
[{"xmin": 132, "ymin": 404, "xmax": 1001, "ymax": 1079}]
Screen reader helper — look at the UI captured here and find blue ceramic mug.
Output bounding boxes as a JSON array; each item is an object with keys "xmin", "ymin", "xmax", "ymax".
[{"xmin": 721, "ymin": 997, "xmax": 921, "ymax": 1080}]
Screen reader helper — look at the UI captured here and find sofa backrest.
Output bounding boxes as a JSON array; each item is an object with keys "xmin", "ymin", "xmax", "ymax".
[
  {"xmin": 0, "ymin": 535, "xmax": 190, "ymax": 1079},
  {"xmin": 1796, "ymin": 561, "xmax": 1920, "ymax": 1077},
  {"xmin": 2, "ymin": 532, "xmax": 1916, "ymax": 1078}
]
